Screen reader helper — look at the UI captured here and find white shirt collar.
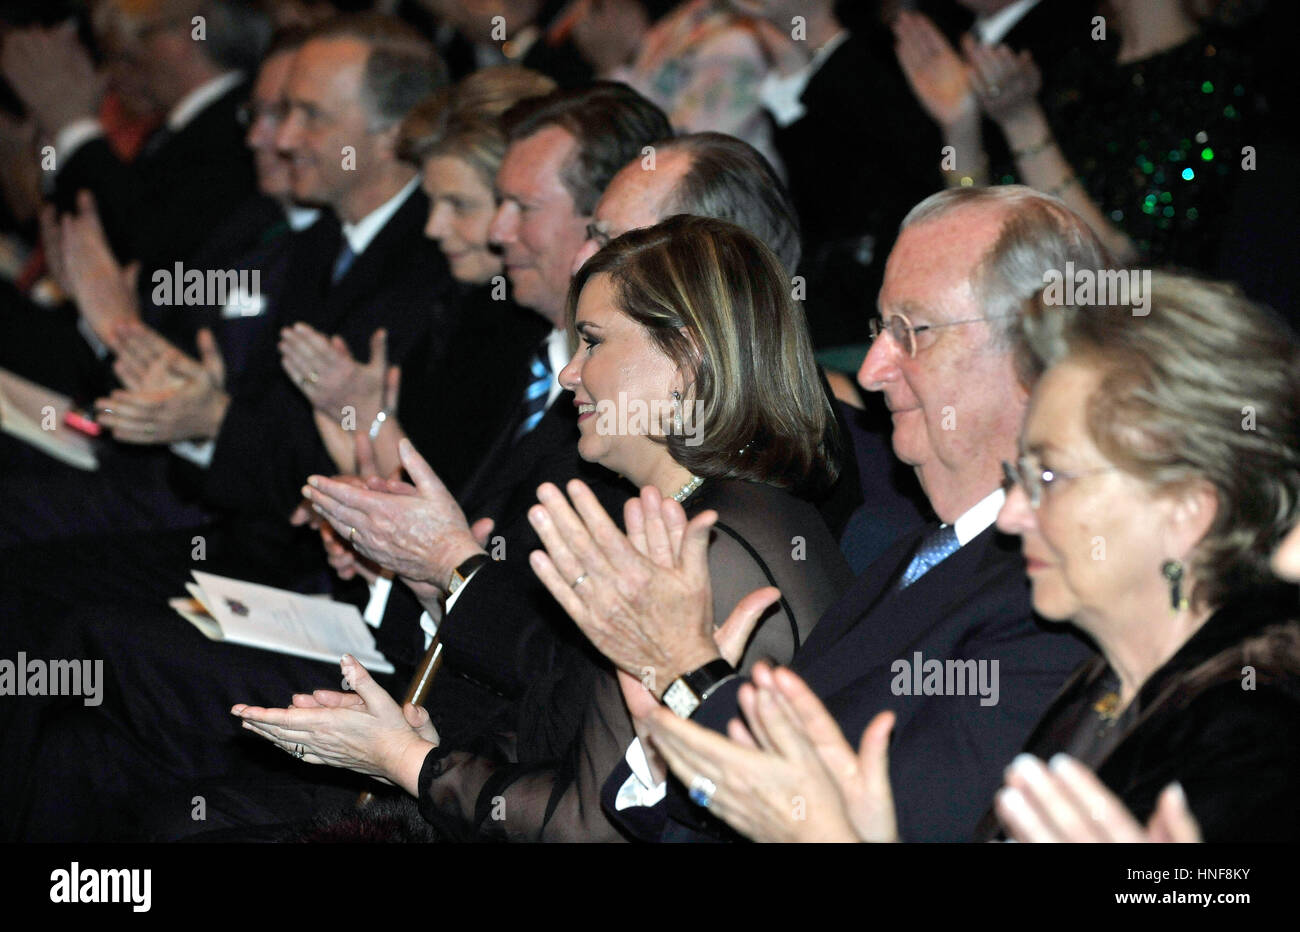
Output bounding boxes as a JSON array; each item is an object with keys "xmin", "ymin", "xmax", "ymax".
[
  {"xmin": 974, "ymin": 0, "xmax": 1042, "ymax": 46},
  {"xmin": 285, "ymin": 204, "xmax": 321, "ymax": 232},
  {"xmin": 760, "ymin": 29, "xmax": 850, "ymax": 127},
  {"xmin": 341, "ymin": 175, "xmax": 420, "ymax": 256},
  {"xmin": 168, "ymin": 71, "xmax": 244, "ymax": 132},
  {"xmin": 544, "ymin": 327, "xmax": 570, "ymax": 408},
  {"xmin": 951, "ymin": 487, "xmax": 1006, "ymax": 547}
]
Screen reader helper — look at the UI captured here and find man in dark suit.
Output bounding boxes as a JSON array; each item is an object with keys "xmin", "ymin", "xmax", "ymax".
[{"xmin": 532, "ymin": 185, "xmax": 1109, "ymax": 842}]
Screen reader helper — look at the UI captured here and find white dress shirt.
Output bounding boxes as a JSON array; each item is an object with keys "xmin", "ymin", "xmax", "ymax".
[
  {"xmin": 972, "ymin": 0, "xmax": 1043, "ymax": 46},
  {"xmin": 759, "ymin": 29, "xmax": 849, "ymax": 128},
  {"xmin": 614, "ymin": 486, "xmax": 1008, "ymax": 810}
]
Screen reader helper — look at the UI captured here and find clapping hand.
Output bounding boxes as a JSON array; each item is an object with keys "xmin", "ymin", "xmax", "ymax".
[
  {"xmin": 527, "ymin": 481, "xmax": 727, "ymax": 691},
  {"xmin": 302, "ymin": 438, "xmax": 484, "ymax": 596},
  {"xmin": 996, "ymin": 754, "xmax": 1203, "ymax": 842},
  {"xmin": 893, "ymin": 10, "xmax": 976, "ymax": 129},
  {"xmin": 966, "ymin": 41, "xmax": 1042, "ymax": 127},
  {"xmin": 0, "ymin": 22, "xmax": 101, "ymax": 133},
  {"xmin": 59, "ymin": 191, "xmax": 140, "ymax": 348},
  {"xmin": 603, "ymin": 487, "xmax": 783, "ymax": 781},
  {"xmin": 111, "ymin": 320, "xmax": 187, "ymax": 392},
  {"xmin": 280, "ymin": 323, "xmax": 395, "ymax": 425},
  {"xmin": 95, "ymin": 325, "xmax": 229, "ymax": 443},
  {"xmin": 646, "ymin": 662, "xmax": 898, "ymax": 843},
  {"xmin": 232, "ymin": 654, "xmax": 438, "ymax": 794}
]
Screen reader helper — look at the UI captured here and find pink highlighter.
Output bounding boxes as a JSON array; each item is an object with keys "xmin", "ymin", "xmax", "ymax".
[{"xmin": 64, "ymin": 408, "xmax": 102, "ymax": 437}]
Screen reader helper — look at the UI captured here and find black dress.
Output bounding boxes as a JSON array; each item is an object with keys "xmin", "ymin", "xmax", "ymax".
[
  {"xmin": 413, "ymin": 478, "xmax": 855, "ymax": 841},
  {"xmin": 974, "ymin": 587, "xmax": 1300, "ymax": 842},
  {"xmin": 1042, "ymin": 32, "xmax": 1258, "ymax": 271}
]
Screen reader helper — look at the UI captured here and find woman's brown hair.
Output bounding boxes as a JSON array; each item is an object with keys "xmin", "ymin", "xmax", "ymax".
[{"xmin": 565, "ymin": 215, "xmax": 839, "ymax": 492}]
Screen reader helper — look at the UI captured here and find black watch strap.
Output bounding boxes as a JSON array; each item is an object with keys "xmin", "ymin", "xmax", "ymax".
[{"xmin": 661, "ymin": 658, "xmax": 737, "ymax": 718}]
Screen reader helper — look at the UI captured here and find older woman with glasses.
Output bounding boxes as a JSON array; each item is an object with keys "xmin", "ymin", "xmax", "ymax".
[{"xmin": 642, "ymin": 271, "xmax": 1300, "ymax": 842}]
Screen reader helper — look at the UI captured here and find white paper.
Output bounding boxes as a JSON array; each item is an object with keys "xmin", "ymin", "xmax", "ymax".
[
  {"xmin": 188, "ymin": 571, "xmax": 393, "ymax": 673},
  {"xmin": 0, "ymin": 367, "xmax": 98, "ymax": 470}
]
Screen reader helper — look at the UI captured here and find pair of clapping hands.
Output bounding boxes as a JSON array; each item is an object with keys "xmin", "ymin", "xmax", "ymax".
[
  {"xmin": 893, "ymin": 9, "xmax": 1042, "ymax": 130},
  {"xmin": 39, "ymin": 190, "xmax": 231, "ymax": 444}
]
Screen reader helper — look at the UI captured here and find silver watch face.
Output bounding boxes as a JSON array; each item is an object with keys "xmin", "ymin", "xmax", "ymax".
[{"xmin": 662, "ymin": 680, "xmax": 700, "ymax": 719}]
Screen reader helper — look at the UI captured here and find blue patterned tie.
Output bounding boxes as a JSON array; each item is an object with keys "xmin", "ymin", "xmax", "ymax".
[
  {"xmin": 331, "ymin": 241, "xmax": 356, "ymax": 284},
  {"xmin": 898, "ymin": 524, "xmax": 961, "ymax": 589},
  {"xmin": 514, "ymin": 340, "xmax": 552, "ymax": 440}
]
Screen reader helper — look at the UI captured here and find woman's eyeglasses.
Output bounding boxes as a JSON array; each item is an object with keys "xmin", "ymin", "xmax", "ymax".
[{"xmin": 1001, "ymin": 454, "xmax": 1117, "ymax": 508}]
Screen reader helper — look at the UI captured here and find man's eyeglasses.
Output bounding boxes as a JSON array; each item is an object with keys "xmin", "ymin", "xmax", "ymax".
[
  {"xmin": 868, "ymin": 310, "xmax": 1015, "ymax": 359},
  {"xmin": 585, "ymin": 222, "xmax": 613, "ymax": 249},
  {"xmin": 1001, "ymin": 453, "xmax": 1116, "ymax": 508},
  {"xmin": 237, "ymin": 101, "xmax": 288, "ymax": 128}
]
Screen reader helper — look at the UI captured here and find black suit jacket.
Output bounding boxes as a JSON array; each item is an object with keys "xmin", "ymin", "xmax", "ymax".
[
  {"xmin": 52, "ymin": 79, "xmax": 256, "ymax": 276},
  {"xmin": 203, "ymin": 187, "xmax": 455, "ymax": 519},
  {"xmin": 399, "ymin": 294, "xmax": 550, "ymax": 502},
  {"xmin": 604, "ymin": 518, "xmax": 1096, "ymax": 842}
]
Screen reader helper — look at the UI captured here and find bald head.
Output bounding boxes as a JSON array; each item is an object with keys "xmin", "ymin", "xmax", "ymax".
[{"xmin": 571, "ymin": 132, "xmax": 801, "ymax": 275}]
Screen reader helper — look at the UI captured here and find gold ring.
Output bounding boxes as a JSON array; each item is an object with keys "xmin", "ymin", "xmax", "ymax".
[
  {"xmin": 308, "ymin": 371, "xmax": 319, "ymax": 384},
  {"xmin": 348, "ymin": 526, "xmax": 357, "ymax": 543}
]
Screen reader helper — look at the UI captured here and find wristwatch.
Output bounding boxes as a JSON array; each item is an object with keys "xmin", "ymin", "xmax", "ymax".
[
  {"xmin": 446, "ymin": 553, "xmax": 489, "ymax": 598},
  {"xmin": 661, "ymin": 658, "xmax": 737, "ymax": 719}
]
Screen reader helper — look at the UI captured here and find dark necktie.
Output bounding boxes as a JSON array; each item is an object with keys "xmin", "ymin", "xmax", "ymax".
[
  {"xmin": 331, "ymin": 240, "xmax": 356, "ymax": 284},
  {"xmin": 514, "ymin": 339, "xmax": 553, "ymax": 441},
  {"xmin": 898, "ymin": 524, "xmax": 961, "ymax": 589}
]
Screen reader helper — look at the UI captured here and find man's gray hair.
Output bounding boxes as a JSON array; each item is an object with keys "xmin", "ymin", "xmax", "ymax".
[
  {"xmin": 902, "ymin": 185, "xmax": 1113, "ymax": 385},
  {"xmin": 656, "ymin": 132, "xmax": 802, "ymax": 275},
  {"xmin": 200, "ymin": 1, "xmax": 272, "ymax": 73},
  {"xmin": 307, "ymin": 13, "xmax": 448, "ymax": 132}
]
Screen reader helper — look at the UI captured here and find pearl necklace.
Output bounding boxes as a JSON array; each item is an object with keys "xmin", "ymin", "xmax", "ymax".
[{"xmin": 672, "ymin": 475, "xmax": 705, "ymax": 503}]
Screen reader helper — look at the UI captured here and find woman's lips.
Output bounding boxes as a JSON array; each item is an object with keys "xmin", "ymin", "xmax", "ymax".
[
  {"xmin": 576, "ymin": 401, "xmax": 596, "ymax": 423},
  {"xmin": 1024, "ymin": 556, "xmax": 1049, "ymax": 573}
]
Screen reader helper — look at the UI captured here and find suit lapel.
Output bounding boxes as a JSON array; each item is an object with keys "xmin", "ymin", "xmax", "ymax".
[
  {"xmin": 316, "ymin": 187, "xmax": 429, "ymax": 333},
  {"xmin": 799, "ymin": 526, "xmax": 1020, "ymax": 700}
]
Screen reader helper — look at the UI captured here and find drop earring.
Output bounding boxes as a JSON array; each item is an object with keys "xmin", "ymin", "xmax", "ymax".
[
  {"xmin": 1161, "ymin": 559, "xmax": 1188, "ymax": 613},
  {"xmin": 671, "ymin": 390, "xmax": 683, "ymax": 433}
]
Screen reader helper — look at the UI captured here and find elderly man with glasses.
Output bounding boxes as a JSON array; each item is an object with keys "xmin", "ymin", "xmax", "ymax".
[{"xmin": 530, "ymin": 185, "xmax": 1109, "ymax": 842}]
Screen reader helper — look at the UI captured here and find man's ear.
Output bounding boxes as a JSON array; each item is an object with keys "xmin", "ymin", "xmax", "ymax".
[{"xmin": 372, "ymin": 120, "xmax": 403, "ymax": 161}]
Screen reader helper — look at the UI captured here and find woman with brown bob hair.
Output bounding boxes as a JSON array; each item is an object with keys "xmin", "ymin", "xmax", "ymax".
[{"xmin": 563, "ymin": 212, "xmax": 840, "ymax": 495}]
